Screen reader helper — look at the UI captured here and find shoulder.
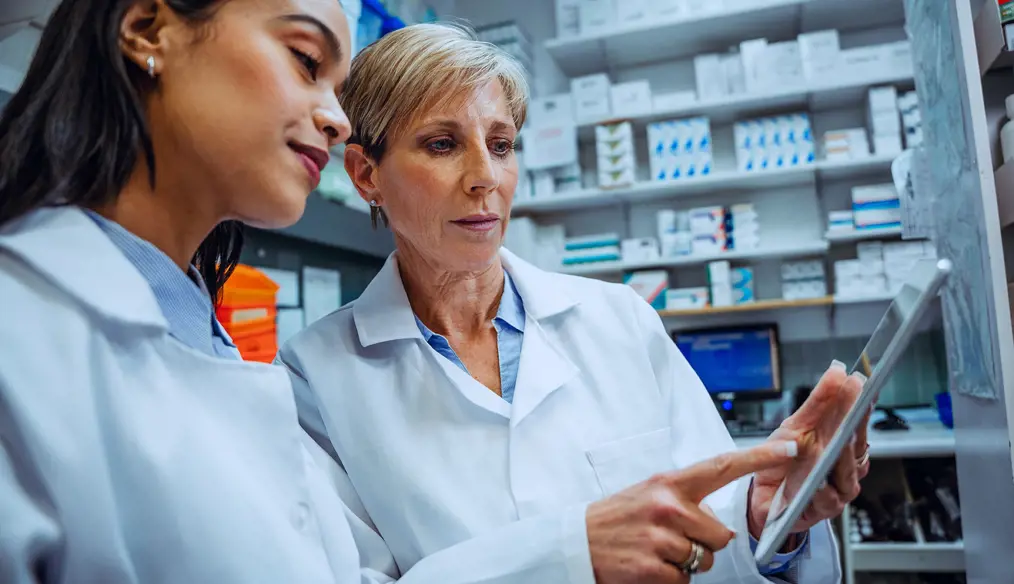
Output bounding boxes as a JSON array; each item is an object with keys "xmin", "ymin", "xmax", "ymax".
[{"xmin": 278, "ymin": 303, "xmax": 358, "ymax": 371}]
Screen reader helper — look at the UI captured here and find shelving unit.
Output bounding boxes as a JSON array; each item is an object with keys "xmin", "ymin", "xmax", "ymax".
[
  {"xmin": 825, "ymin": 226, "xmax": 904, "ymax": 243},
  {"xmin": 846, "ymin": 541, "xmax": 965, "ymax": 573},
  {"xmin": 559, "ymin": 240, "xmax": 830, "ymax": 276},
  {"xmin": 576, "ymin": 70, "xmax": 914, "ymax": 134},
  {"xmin": 544, "ymin": 0, "xmax": 905, "ymax": 76},
  {"xmin": 656, "ymin": 293, "xmax": 893, "ymax": 319},
  {"xmin": 513, "ymin": 154, "xmax": 898, "ymax": 215}
]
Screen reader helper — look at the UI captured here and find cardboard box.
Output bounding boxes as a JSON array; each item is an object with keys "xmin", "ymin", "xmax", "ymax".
[
  {"xmin": 621, "ymin": 237, "xmax": 660, "ymax": 262},
  {"xmin": 555, "ymin": 0, "xmax": 581, "ymax": 38},
  {"xmin": 694, "ymin": 54, "xmax": 727, "ymax": 100},
  {"xmin": 571, "ymin": 74, "xmax": 611, "ymax": 122},
  {"xmin": 666, "ymin": 287, "xmax": 710, "ymax": 311},
  {"xmin": 799, "ymin": 29, "xmax": 840, "ymax": 81},
  {"xmin": 652, "ymin": 91, "xmax": 697, "ymax": 112},
  {"xmin": 852, "ymin": 184, "xmax": 898, "ymax": 205},
  {"xmin": 616, "ymin": 0, "xmax": 650, "ymax": 26},
  {"xmin": 578, "ymin": 0, "xmax": 615, "ymax": 35},
  {"xmin": 598, "ymin": 167, "xmax": 635, "ymax": 188},
  {"xmin": 529, "ymin": 94, "xmax": 575, "ymax": 128},
  {"xmin": 623, "ymin": 270, "xmax": 669, "ymax": 310},
  {"xmin": 609, "ymin": 81, "xmax": 653, "ymax": 117}
]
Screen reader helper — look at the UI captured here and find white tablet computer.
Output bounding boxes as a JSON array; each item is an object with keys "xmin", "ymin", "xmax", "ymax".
[{"xmin": 754, "ymin": 257, "xmax": 952, "ymax": 564}]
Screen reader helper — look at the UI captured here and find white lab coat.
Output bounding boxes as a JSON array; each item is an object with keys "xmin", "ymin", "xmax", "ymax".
[
  {"xmin": 279, "ymin": 248, "xmax": 843, "ymax": 584},
  {"xmin": 5, "ymin": 208, "xmax": 579, "ymax": 584},
  {"xmin": 0, "ymin": 208, "xmax": 365, "ymax": 583}
]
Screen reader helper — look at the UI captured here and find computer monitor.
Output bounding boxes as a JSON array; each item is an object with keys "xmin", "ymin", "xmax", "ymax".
[{"xmin": 671, "ymin": 324, "xmax": 781, "ymax": 402}]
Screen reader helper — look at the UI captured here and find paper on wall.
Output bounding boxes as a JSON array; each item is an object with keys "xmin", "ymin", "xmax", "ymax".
[{"xmin": 302, "ymin": 266, "xmax": 341, "ymax": 325}]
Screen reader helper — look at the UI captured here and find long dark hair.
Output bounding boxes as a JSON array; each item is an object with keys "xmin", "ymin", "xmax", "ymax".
[{"xmin": 0, "ymin": 0, "xmax": 242, "ymax": 300}]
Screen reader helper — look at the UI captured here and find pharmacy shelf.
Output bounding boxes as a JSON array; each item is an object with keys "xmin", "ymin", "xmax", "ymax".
[
  {"xmin": 658, "ymin": 296, "xmax": 833, "ymax": 318},
  {"xmin": 849, "ymin": 542, "xmax": 965, "ymax": 573},
  {"xmin": 512, "ymin": 154, "xmax": 897, "ymax": 215},
  {"xmin": 995, "ymin": 160, "xmax": 1014, "ymax": 229},
  {"xmin": 825, "ymin": 226, "xmax": 904, "ymax": 243},
  {"xmin": 559, "ymin": 240, "xmax": 829, "ymax": 276},
  {"xmin": 974, "ymin": 0, "xmax": 1014, "ymax": 75},
  {"xmin": 545, "ymin": 0, "xmax": 905, "ymax": 76},
  {"xmin": 577, "ymin": 70, "xmax": 915, "ymax": 134},
  {"xmin": 833, "ymin": 293, "xmax": 895, "ymax": 305},
  {"xmin": 658, "ymin": 293, "xmax": 896, "ymax": 318}
]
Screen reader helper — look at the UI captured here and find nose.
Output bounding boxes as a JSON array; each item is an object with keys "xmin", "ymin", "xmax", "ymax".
[
  {"xmin": 313, "ymin": 104, "xmax": 352, "ymax": 148},
  {"xmin": 463, "ymin": 146, "xmax": 499, "ymax": 196}
]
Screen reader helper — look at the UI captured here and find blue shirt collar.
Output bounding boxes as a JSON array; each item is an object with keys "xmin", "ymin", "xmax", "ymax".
[
  {"xmin": 82, "ymin": 210, "xmax": 236, "ymax": 351},
  {"xmin": 415, "ymin": 269, "xmax": 525, "ymax": 340}
]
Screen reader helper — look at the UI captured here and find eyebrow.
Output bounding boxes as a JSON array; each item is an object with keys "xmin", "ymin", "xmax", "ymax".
[{"xmin": 278, "ymin": 14, "xmax": 344, "ymax": 63}]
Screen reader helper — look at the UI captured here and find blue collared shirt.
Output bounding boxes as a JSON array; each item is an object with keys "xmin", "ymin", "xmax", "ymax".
[
  {"xmin": 413, "ymin": 270, "xmax": 525, "ymax": 403},
  {"xmin": 85, "ymin": 210, "xmax": 240, "ymax": 360}
]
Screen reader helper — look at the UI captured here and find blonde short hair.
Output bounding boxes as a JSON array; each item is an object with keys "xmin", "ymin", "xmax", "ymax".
[{"xmin": 342, "ymin": 23, "xmax": 530, "ymax": 162}]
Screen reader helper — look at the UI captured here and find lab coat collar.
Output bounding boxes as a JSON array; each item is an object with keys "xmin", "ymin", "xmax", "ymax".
[
  {"xmin": 0, "ymin": 207, "xmax": 168, "ymax": 330},
  {"xmin": 352, "ymin": 247, "xmax": 579, "ymax": 348}
]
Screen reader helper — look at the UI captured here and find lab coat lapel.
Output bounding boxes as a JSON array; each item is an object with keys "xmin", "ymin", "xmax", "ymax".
[
  {"xmin": 500, "ymin": 248, "xmax": 580, "ymax": 426},
  {"xmin": 354, "ymin": 253, "xmax": 512, "ymax": 419},
  {"xmin": 509, "ymin": 315, "xmax": 578, "ymax": 426}
]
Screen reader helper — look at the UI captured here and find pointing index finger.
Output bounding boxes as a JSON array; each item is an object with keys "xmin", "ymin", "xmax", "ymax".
[{"xmin": 673, "ymin": 441, "xmax": 799, "ymax": 502}]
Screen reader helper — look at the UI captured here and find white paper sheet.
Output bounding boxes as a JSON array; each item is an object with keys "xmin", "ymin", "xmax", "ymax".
[
  {"xmin": 302, "ymin": 266, "xmax": 341, "ymax": 325},
  {"xmin": 259, "ymin": 267, "xmax": 301, "ymax": 307},
  {"xmin": 277, "ymin": 308, "xmax": 306, "ymax": 347}
]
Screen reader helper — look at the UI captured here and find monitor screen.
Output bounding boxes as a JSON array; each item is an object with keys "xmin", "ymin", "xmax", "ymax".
[{"xmin": 673, "ymin": 326, "xmax": 780, "ymax": 395}]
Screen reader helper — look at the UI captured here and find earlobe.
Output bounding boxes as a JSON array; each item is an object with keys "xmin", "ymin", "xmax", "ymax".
[
  {"xmin": 119, "ymin": 0, "xmax": 166, "ymax": 75},
  {"xmin": 344, "ymin": 144, "xmax": 382, "ymax": 207}
]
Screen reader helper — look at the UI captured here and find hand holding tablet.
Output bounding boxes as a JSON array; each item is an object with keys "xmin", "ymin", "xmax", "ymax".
[{"xmin": 752, "ymin": 258, "xmax": 952, "ymax": 563}]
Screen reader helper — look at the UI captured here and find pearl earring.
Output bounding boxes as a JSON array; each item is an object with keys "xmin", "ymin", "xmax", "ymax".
[{"xmin": 146, "ymin": 56, "xmax": 156, "ymax": 78}]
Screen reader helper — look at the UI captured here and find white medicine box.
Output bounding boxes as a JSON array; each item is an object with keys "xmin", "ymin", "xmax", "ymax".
[
  {"xmin": 578, "ymin": 0, "xmax": 615, "ymax": 35},
  {"xmin": 616, "ymin": 0, "xmax": 650, "ymax": 26},
  {"xmin": 798, "ymin": 30, "xmax": 840, "ymax": 81},
  {"xmin": 609, "ymin": 81, "xmax": 653, "ymax": 117},
  {"xmin": 529, "ymin": 94, "xmax": 575, "ymax": 128},
  {"xmin": 554, "ymin": 0, "xmax": 581, "ymax": 38},
  {"xmin": 571, "ymin": 73, "xmax": 612, "ymax": 122}
]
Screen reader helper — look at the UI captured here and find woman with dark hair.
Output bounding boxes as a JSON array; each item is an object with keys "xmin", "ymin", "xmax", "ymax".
[{"xmin": 0, "ymin": 0, "xmax": 369, "ymax": 581}]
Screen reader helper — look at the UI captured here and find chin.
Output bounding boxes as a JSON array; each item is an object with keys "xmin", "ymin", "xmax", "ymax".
[
  {"xmin": 453, "ymin": 243, "xmax": 502, "ymax": 272},
  {"xmin": 238, "ymin": 187, "xmax": 310, "ymax": 229}
]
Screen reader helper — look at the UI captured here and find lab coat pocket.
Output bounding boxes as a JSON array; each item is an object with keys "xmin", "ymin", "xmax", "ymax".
[{"xmin": 586, "ymin": 427, "xmax": 673, "ymax": 496}]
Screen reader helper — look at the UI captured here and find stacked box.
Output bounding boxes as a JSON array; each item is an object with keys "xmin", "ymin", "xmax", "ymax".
[
  {"xmin": 596, "ymin": 122, "xmax": 635, "ymax": 188},
  {"xmin": 734, "ymin": 113, "xmax": 814, "ymax": 172},
  {"xmin": 781, "ymin": 260, "xmax": 827, "ymax": 300}
]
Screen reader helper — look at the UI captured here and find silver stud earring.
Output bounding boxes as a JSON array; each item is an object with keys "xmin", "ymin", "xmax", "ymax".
[{"xmin": 146, "ymin": 56, "xmax": 156, "ymax": 78}]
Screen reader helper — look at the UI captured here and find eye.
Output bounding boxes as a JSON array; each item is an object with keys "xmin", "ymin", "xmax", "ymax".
[
  {"xmin": 426, "ymin": 138, "xmax": 456, "ymax": 154},
  {"xmin": 490, "ymin": 139, "xmax": 515, "ymax": 158},
  {"xmin": 291, "ymin": 48, "xmax": 321, "ymax": 80}
]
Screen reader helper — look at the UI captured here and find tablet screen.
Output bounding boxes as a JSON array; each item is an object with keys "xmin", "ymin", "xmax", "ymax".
[{"xmin": 754, "ymin": 258, "xmax": 950, "ymax": 563}]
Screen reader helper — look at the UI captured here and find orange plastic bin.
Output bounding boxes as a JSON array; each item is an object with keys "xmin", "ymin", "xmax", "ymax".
[{"xmin": 217, "ymin": 265, "xmax": 279, "ymax": 362}]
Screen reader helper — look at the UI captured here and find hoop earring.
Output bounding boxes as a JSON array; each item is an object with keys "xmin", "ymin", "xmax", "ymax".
[
  {"xmin": 146, "ymin": 56, "xmax": 156, "ymax": 78},
  {"xmin": 369, "ymin": 200, "xmax": 388, "ymax": 230}
]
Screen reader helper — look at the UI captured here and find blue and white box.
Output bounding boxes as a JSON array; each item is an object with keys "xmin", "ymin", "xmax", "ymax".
[{"xmin": 624, "ymin": 270, "xmax": 669, "ymax": 310}]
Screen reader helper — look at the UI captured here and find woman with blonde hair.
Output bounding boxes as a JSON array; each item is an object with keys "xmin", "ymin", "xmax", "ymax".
[{"xmin": 281, "ymin": 23, "xmax": 869, "ymax": 584}]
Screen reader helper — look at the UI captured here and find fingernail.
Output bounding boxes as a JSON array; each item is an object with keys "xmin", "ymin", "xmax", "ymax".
[
  {"xmin": 852, "ymin": 371, "xmax": 869, "ymax": 384},
  {"xmin": 780, "ymin": 440, "xmax": 798, "ymax": 458},
  {"xmin": 729, "ymin": 529, "xmax": 737, "ymax": 539},
  {"xmin": 830, "ymin": 360, "xmax": 847, "ymax": 371}
]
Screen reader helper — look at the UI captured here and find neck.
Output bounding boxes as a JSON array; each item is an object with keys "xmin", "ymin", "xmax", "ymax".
[
  {"xmin": 92, "ymin": 159, "xmax": 220, "ymax": 272},
  {"xmin": 397, "ymin": 244, "xmax": 505, "ymax": 336}
]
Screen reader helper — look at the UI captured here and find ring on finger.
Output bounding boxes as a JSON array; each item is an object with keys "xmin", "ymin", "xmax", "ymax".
[
  {"xmin": 678, "ymin": 541, "xmax": 705, "ymax": 575},
  {"xmin": 856, "ymin": 445, "xmax": 870, "ymax": 467}
]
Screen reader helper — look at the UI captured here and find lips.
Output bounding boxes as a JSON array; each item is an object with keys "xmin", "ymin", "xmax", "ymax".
[
  {"xmin": 451, "ymin": 214, "xmax": 501, "ymax": 233},
  {"xmin": 289, "ymin": 142, "xmax": 330, "ymax": 188}
]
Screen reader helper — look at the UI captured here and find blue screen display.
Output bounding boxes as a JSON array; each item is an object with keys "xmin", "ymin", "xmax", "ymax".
[{"xmin": 674, "ymin": 328, "xmax": 777, "ymax": 394}]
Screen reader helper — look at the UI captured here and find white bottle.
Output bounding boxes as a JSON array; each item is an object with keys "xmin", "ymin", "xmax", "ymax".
[{"xmin": 1001, "ymin": 95, "xmax": 1014, "ymax": 164}]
